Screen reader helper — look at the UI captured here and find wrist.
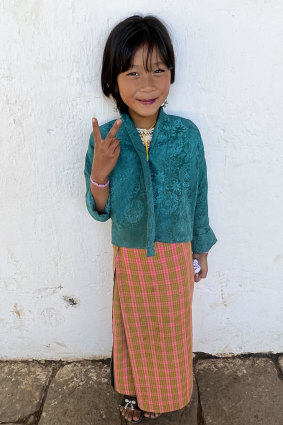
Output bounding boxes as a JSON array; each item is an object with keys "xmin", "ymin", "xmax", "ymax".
[
  {"xmin": 91, "ymin": 173, "xmax": 109, "ymax": 185},
  {"xmin": 193, "ymin": 252, "xmax": 208, "ymax": 258}
]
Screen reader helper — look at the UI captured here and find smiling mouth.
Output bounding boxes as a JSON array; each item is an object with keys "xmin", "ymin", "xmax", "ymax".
[{"xmin": 137, "ymin": 98, "xmax": 157, "ymax": 105}]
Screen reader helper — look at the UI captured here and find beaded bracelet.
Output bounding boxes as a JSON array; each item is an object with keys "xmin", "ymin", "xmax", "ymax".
[{"xmin": 90, "ymin": 176, "xmax": 109, "ymax": 188}]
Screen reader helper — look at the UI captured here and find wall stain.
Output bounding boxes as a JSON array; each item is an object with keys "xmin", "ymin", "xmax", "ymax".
[
  {"xmin": 12, "ymin": 303, "xmax": 23, "ymax": 318},
  {"xmin": 216, "ymin": 271, "xmax": 229, "ymax": 307},
  {"xmin": 220, "ymin": 288, "xmax": 228, "ymax": 307},
  {"xmin": 40, "ymin": 308, "xmax": 65, "ymax": 326},
  {"xmin": 62, "ymin": 296, "xmax": 80, "ymax": 307},
  {"xmin": 55, "ymin": 341, "xmax": 67, "ymax": 347},
  {"xmin": 34, "ymin": 284, "xmax": 63, "ymax": 298}
]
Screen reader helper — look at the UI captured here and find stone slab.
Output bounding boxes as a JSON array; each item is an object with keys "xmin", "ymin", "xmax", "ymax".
[
  {"xmin": 38, "ymin": 360, "xmax": 122, "ymax": 425},
  {"xmin": 0, "ymin": 361, "xmax": 53, "ymax": 423},
  {"xmin": 38, "ymin": 360, "xmax": 198, "ymax": 425},
  {"xmin": 195, "ymin": 357, "xmax": 283, "ymax": 425}
]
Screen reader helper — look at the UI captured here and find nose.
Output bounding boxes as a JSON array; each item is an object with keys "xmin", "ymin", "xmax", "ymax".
[{"xmin": 139, "ymin": 73, "xmax": 155, "ymax": 91}]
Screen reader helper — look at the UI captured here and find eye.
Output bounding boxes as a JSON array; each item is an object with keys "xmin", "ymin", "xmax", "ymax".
[
  {"xmin": 154, "ymin": 68, "xmax": 165, "ymax": 74},
  {"xmin": 126, "ymin": 71, "xmax": 139, "ymax": 77}
]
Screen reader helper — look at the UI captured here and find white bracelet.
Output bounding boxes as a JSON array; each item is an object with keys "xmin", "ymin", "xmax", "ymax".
[{"xmin": 90, "ymin": 176, "xmax": 109, "ymax": 188}]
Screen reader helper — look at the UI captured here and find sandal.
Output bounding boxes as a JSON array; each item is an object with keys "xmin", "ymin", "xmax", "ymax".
[{"xmin": 119, "ymin": 395, "xmax": 144, "ymax": 423}]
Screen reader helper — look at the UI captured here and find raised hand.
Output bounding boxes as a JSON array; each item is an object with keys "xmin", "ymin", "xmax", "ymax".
[{"xmin": 91, "ymin": 117, "xmax": 122, "ymax": 183}]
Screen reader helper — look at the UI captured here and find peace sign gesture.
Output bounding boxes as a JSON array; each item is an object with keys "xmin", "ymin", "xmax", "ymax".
[{"xmin": 91, "ymin": 117, "xmax": 122, "ymax": 183}]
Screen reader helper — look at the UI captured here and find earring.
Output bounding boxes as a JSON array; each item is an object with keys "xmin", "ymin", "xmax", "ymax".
[{"xmin": 161, "ymin": 99, "xmax": 168, "ymax": 108}]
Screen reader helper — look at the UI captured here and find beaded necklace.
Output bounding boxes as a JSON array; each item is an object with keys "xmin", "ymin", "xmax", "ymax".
[{"xmin": 136, "ymin": 121, "xmax": 156, "ymax": 161}]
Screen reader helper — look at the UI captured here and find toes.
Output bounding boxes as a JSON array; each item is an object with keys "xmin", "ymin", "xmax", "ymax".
[
  {"xmin": 129, "ymin": 411, "xmax": 135, "ymax": 421},
  {"xmin": 125, "ymin": 408, "xmax": 133, "ymax": 421},
  {"xmin": 120, "ymin": 407, "xmax": 141, "ymax": 421},
  {"xmin": 123, "ymin": 408, "xmax": 129, "ymax": 420},
  {"xmin": 144, "ymin": 411, "xmax": 160, "ymax": 418},
  {"xmin": 133, "ymin": 410, "xmax": 141, "ymax": 421},
  {"xmin": 120, "ymin": 406, "xmax": 129, "ymax": 419},
  {"xmin": 120, "ymin": 405, "xmax": 156, "ymax": 421}
]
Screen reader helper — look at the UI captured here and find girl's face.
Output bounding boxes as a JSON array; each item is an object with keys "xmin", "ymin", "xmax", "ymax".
[{"xmin": 117, "ymin": 45, "xmax": 171, "ymax": 128}]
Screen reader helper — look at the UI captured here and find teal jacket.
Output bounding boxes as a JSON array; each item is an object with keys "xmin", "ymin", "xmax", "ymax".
[{"xmin": 84, "ymin": 107, "xmax": 217, "ymax": 257}]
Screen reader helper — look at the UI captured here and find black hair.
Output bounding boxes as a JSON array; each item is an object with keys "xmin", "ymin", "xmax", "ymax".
[{"xmin": 101, "ymin": 15, "xmax": 175, "ymax": 113}]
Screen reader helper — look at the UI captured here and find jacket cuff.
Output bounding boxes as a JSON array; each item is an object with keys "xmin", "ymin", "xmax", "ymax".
[
  {"xmin": 192, "ymin": 227, "xmax": 217, "ymax": 253},
  {"xmin": 86, "ymin": 188, "xmax": 111, "ymax": 222}
]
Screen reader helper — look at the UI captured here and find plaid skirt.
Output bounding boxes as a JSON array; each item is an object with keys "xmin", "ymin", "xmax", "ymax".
[{"xmin": 111, "ymin": 242, "xmax": 195, "ymax": 413}]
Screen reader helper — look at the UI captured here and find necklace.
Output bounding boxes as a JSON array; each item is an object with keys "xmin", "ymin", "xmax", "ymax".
[{"xmin": 137, "ymin": 121, "xmax": 156, "ymax": 161}]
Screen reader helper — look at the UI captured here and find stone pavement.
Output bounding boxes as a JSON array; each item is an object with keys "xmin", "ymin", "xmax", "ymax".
[{"xmin": 0, "ymin": 353, "xmax": 283, "ymax": 425}]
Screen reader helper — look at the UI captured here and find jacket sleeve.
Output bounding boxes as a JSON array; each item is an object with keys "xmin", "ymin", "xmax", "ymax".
[
  {"xmin": 84, "ymin": 132, "xmax": 111, "ymax": 222},
  {"xmin": 191, "ymin": 132, "xmax": 217, "ymax": 253}
]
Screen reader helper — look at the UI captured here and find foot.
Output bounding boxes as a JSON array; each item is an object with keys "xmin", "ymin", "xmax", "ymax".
[
  {"xmin": 144, "ymin": 411, "xmax": 161, "ymax": 418},
  {"xmin": 120, "ymin": 405, "xmax": 143, "ymax": 422},
  {"xmin": 119, "ymin": 396, "xmax": 143, "ymax": 423}
]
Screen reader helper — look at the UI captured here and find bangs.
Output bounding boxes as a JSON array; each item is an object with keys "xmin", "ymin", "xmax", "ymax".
[{"xmin": 117, "ymin": 39, "xmax": 172, "ymax": 74}]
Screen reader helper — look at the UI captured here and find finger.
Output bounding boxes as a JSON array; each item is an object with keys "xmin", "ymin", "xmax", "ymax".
[
  {"xmin": 194, "ymin": 273, "xmax": 201, "ymax": 283},
  {"xmin": 111, "ymin": 140, "xmax": 120, "ymax": 153},
  {"xmin": 108, "ymin": 137, "xmax": 120, "ymax": 150},
  {"xmin": 105, "ymin": 138, "xmax": 120, "ymax": 156},
  {"xmin": 113, "ymin": 143, "xmax": 121, "ymax": 155},
  {"xmin": 92, "ymin": 118, "xmax": 102, "ymax": 145},
  {"xmin": 105, "ymin": 119, "xmax": 122, "ymax": 142}
]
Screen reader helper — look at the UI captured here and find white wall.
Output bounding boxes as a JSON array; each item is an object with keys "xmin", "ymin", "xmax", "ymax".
[{"xmin": 0, "ymin": 0, "xmax": 282, "ymax": 360}]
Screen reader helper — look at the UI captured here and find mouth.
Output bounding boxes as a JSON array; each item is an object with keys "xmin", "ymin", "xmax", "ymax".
[{"xmin": 137, "ymin": 98, "xmax": 157, "ymax": 105}]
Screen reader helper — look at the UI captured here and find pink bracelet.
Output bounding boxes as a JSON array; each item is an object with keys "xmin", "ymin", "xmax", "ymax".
[{"xmin": 90, "ymin": 176, "xmax": 110, "ymax": 188}]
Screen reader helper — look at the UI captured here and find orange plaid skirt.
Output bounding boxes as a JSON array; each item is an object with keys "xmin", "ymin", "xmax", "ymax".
[{"xmin": 110, "ymin": 242, "xmax": 195, "ymax": 413}]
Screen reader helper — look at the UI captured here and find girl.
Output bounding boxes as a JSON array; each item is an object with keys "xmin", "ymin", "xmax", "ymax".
[{"xmin": 84, "ymin": 15, "xmax": 217, "ymax": 423}]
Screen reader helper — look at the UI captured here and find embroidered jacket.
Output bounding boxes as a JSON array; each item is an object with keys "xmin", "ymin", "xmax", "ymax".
[{"xmin": 84, "ymin": 107, "xmax": 217, "ymax": 257}]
